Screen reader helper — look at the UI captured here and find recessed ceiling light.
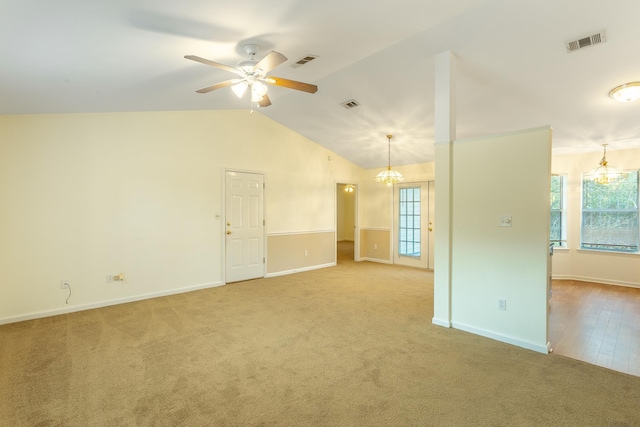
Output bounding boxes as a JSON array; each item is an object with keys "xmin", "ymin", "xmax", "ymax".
[{"xmin": 609, "ymin": 82, "xmax": 640, "ymax": 102}]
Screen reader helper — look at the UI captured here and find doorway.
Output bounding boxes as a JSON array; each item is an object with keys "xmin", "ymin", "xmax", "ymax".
[
  {"xmin": 224, "ymin": 170, "xmax": 265, "ymax": 283},
  {"xmin": 336, "ymin": 183, "xmax": 357, "ymax": 262}
]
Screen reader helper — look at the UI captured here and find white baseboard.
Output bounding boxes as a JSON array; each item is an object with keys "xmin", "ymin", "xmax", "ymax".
[
  {"xmin": 552, "ymin": 274, "xmax": 640, "ymax": 289},
  {"xmin": 432, "ymin": 317, "xmax": 451, "ymax": 328},
  {"xmin": 451, "ymin": 321, "xmax": 549, "ymax": 354},
  {"xmin": 0, "ymin": 281, "xmax": 225, "ymax": 326},
  {"xmin": 266, "ymin": 262, "xmax": 336, "ymax": 278},
  {"xmin": 359, "ymin": 257, "xmax": 393, "ymax": 264}
]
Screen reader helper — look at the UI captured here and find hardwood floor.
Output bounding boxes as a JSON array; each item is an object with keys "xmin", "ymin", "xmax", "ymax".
[{"xmin": 549, "ymin": 279, "xmax": 640, "ymax": 377}]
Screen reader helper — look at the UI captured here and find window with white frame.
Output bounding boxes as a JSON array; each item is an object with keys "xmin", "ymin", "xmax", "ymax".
[
  {"xmin": 581, "ymin": 170, "xmax": 639, "ymax": 252},
  {"xmin": 550, "ymin": 174, "xmax": 567, "ymax": 247}
]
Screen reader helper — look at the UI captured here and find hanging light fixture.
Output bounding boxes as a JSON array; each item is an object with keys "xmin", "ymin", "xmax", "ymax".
[
  {"xmin": 344, "ymin": 185, "xmax": 355, "ymax": 193},
  {"xmin": 585, "ymin": 144, "xmax": 627, "ymax": 185},
  {"xmin": 609, "ymin": 82, "xmax": 640, "ymax": 102},
  {"xmin": 374, "ymin": 134, "xmax": 404, "ymax": 186}
]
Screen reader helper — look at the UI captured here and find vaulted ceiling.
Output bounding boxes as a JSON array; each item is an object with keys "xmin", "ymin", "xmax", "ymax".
[{"xmin": 2, "ymin": 0, "xmax": 640, "ymax": 168}]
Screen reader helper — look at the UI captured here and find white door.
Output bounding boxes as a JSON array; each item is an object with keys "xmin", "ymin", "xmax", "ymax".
[
  {"xmin": 393, "ymin": 181, "xmax": 435, "ymax": 269},
  {"xmin": 225, "ymin": 171, "xmax": 264, "ymax": 283}
]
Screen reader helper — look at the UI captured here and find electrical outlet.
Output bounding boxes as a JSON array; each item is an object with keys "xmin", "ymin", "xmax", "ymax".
[
  {"xmin": 60, "ymin": 280, "xmax": 69, "ymax": 289},
  {"xmin": 499, "ymin": 216, "xmax": 512, "ymax": 227},
  {"xmin": 304, "ymin": 250, "xmax": 308, "ymax": 257},
  {"xmin": 498, "ymin": 298, "xmax": 507, "ymax": 311},
  {"xmin": 374, "ymin": 244, "xmax": 378, "ymax": 250}
]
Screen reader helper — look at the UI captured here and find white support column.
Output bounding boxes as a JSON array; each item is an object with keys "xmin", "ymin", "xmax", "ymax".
[{"xmin": 432, "ymin": 51, "xmax": 456, "ymax": 327}]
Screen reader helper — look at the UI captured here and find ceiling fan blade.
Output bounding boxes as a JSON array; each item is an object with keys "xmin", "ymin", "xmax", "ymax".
[
  {"xmin": 258, "ymin": 94, "xmax": 272, "ymax": 108},
  {"xmin": 184, "ymin": 55, "xmax": 241, "ymax": 75},
  {"xmin": 266, "ymin": 76, "xmax": 318, "ymax": 94},
  {"xmin": 254, "ymin": 51, "xmax": 287, "ymax": 74},
  {"xmin": 195, "ymin": 79, "xmax": 240, "ymax": 94}
]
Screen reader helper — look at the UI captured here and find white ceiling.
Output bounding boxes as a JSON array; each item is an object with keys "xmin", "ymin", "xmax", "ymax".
[{"xmin": 2, "ymin": 0, "xmax": 640, "ymax": 169}]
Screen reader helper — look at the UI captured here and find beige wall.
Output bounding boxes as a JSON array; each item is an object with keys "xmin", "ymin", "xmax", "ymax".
[
  {"xmin": 267, "ymin": 232, "xmax": 336, "ymax": 274},
  {"xmin": 360, "ymin": 228, "xmax": 391, "ymax": 262},
  {"xmin": 551, "ymin": 147, "xmax": 640, "ymax": 287},
  {"xmin": 0, "ymin": 111, "xmax": 363, "ymax": 322}
]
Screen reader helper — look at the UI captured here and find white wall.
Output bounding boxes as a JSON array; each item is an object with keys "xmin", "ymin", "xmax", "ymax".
[
  {"xmin": 0, "ymin": 110, "xmax": 363, "ymax": 323},
  {"xmin": 551, "ymin": 147, "xmax": 640, "ymax": 287},
  {"xmin": 447, "ymin": 127, "xmax": 552, "ymax": 353}
]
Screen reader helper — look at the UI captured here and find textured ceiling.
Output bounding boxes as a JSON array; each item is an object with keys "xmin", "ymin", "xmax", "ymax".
[{"xmin": 2, "ymin": 0, "xmax": 640, "ymax": 168}]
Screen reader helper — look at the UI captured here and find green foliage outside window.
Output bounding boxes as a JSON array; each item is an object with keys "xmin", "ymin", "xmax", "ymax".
[
  {"xmin": 581, "ymin": 171, "xmax": 639, "ymax": 252},
  {"xmin": 550, "ymin": 175, "xmax": 564, "ymax": 246}
]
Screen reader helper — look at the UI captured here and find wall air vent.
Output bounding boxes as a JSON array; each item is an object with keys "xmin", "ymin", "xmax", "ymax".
[
  {"xmin": 340, "ymin": 99, "xmax": 360, "ymax": 109},
  {"xmin": 291, "ymin": 55, "xmax": 319, "ymax": 68},
  {"xmin": 566, "ymin": 30, "xmax": 606, "ymax": 53}
]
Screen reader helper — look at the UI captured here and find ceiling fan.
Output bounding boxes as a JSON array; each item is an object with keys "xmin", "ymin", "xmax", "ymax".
[{"xmin": 184, "ymin": 44, "xmax": 318, "ymax": 107}]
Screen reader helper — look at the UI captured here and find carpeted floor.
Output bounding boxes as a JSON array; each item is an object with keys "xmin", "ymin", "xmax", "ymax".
[{"xmin": 1, "ymin": 244, "xmax": 639, "ymax": 426}]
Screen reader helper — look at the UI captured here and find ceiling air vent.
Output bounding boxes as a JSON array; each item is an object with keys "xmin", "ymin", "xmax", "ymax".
[
  {"xmin": 566, "ymin": 30, "xmax": 606, "ymax": 53},
  {"xmin": 291, "ymin": 54, "xmax": 318, "ymax": 68},
  {"xmin": 341, "ymin": 99, "xmax": 360, "ymax": 109}
]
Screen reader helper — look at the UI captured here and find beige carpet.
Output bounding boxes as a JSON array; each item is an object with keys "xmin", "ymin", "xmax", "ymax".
[{"xmin": 1, "ymin": 244, "xmax": 639, "ymax": 426}]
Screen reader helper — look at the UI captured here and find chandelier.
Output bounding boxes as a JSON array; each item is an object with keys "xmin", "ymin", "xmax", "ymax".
[
  {"xmin": 586, "ymin": 144, "xmax": 627, "ymax": 185},
  {"xmin": 374, "ymin": 135, "xmax": 404, "ymax": 185}
]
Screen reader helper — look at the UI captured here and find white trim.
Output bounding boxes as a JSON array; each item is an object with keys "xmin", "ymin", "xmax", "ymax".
[
  {"xmin": 432, "ymin": 317, "xmax": 451, "ymax": 327},
  {"xmin": 266, "ymin": 262, "xmax": 335, "ymax": 278},
  {"xmin": 0, "ymin": 281, "xmax": 225, "ymax": 326},
  {"xmin": 576, "ymin": 249, "xmax": 640, "ymax": 257},
  {"xmin": 359, "ymin": 257, "xmax": 393, "ymax": 264},
  {"xmin": 267, "ymin": 229, "xmax": 335, "ymax": 237},
  {"xmin": 551, "ymin": 274, "xmax": 640, "ymax": 289},
  {"xmin": 451, "ymin": 321, "xmax": 549, "ymax": 354}
]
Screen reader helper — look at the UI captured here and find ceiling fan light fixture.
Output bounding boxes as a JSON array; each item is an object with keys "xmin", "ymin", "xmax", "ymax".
[
  {"xmin": 231, "ymin": 81, "xmax": 248, "ymax": 98},
  {"xmin": 374, "ymin": 134, "xmax": 404, "ymax": 186},
  {"xmin": 609, "ymin": 81, "xmax": 640, "ymax": 102},
  {"xmin": 252, "ymin": 81, "xmax": 268, "ymax": 97},
  {"xmin": 237, "ymin": 59, "xmax": 257, "ymax": 74}
]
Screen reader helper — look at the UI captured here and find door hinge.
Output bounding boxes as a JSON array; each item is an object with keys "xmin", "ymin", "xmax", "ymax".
[
  {"xmin": 263, "ymin": 257, "xmax": 265, "ymax": 264},
  {"xmin": 263, "ymin": 182, "xmax": 265, "ymax": 189},
  {"xmin": 263, "ymin": 219, "xmax": 265, "ymax": 226}
]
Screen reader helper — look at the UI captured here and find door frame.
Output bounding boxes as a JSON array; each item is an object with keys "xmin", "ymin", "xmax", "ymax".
[
  {"xmin": 335, "ymin": 183, "xmax": 359, "ymax": 262},
  {"xmin": 392, "ymin": 181, "xmax": 433, "ymax": 269},
  {"xmin": 221, "ymin": 168, "xmax": 267, "ymax": 284}
]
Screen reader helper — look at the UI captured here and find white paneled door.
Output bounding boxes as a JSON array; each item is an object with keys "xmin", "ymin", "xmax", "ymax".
[{"xmin": 225, "ymin": 171, "xmax": 264, "ymax": 283}]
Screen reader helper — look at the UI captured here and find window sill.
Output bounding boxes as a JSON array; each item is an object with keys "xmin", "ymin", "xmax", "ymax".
[{"xmin": 577, "ymin": 249, "xmax": 640, "ymax": 257}]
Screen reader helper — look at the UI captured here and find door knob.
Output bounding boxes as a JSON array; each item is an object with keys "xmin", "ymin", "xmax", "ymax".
[
  {"xmin": 227, "ymin": 230, "xmax": 232, "ymax": 235},
  {"xmin": 428, "ymin": 228, "xmax": 433, "ymax": 231},
  {"xmin": 227, "ymin": 222, "xmax": 231, "ymax": 226}
]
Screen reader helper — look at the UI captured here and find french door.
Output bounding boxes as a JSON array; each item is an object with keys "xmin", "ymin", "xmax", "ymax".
[{"xmin": 393, "ymin": 181, "xmax": 435, "ymax": 269}]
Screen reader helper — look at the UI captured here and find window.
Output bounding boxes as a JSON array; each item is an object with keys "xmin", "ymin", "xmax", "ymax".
[
  {"xmin": 581, "ymin": 171, "xmax": 639, "ymax": 252},
  {"xmin": 550, "ymin": 175, "xmax": 567, "ymax": 247},
  {"xmin": 399, "ymin": 187, "xmax": 420, "ymax": 257}
]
